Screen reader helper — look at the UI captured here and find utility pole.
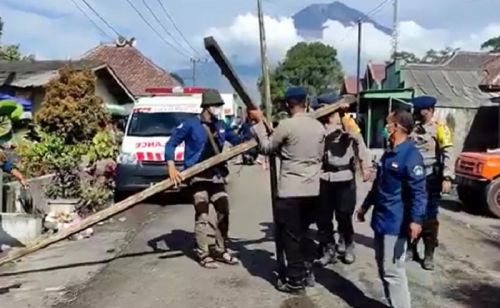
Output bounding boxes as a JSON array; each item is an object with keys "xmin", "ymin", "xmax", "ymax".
[
  {"xmin": 190, "ymin": 58, "xmax": 207, "ymax": 87},
  {"xmin": 257, "ymin": 0, "xmax": 283, "ymax": 280},
  {"xmin": 391, "ymin": 0, "xmax": 399, "ymax": 58},
  {"xmin": 356, "ymin": 19, "xmax": 362, "ymax": 117}
]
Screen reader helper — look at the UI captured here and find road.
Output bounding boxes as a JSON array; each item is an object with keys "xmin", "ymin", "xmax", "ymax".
[{"xmin": 4, "ymin": 164, "xmax": 496, "ymax": 308}]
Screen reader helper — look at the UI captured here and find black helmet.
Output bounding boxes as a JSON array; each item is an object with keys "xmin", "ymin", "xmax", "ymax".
[{"xmin": 201, "ymin": 89, "xmax": 225, "ymax": 108}]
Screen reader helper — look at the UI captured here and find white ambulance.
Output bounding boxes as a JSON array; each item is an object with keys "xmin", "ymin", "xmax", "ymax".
[{"xmin": 115, "ymin": 87, "xmax": 229, "ymax": 197}]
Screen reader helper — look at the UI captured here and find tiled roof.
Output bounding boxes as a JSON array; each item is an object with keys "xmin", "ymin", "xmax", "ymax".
[
  {"xmin": 342, "ymin": 76, "xmax": 363, "ymax": 94},
  {"xmin": 368, "ymin": 63, "xmax": 386, "ymax": 83},
  {"xmin": 82, "ymin": 44, "xmax": 180, "ymax": 97}
]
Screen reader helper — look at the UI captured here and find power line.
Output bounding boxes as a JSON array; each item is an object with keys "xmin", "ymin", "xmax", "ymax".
[
  {"xmin": 156, "ymin": 0, "xmax": 203, "ymax": 57},
  {"xmin": 71, "ymin": 0, "xmax": 113, "ymax": 39},
  {"xmin": 141, "ymin": 0, "xmax": 194, "ymax": 57},
  {"xmin": 337, "ymin": 0, "xmax": 392, "ymax": 45},
  {"xmin": 125, "ymin": 0, "xmax": 191, "ymax": 59},
  {"xmin": 80, "ymin": 0, "xmax": 122, "ymax": 38}
]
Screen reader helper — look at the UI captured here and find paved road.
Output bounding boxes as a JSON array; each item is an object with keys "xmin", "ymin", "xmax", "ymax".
[{"xmin": 49, "ymin": 165, "xmax": 500, "ymax": 308}]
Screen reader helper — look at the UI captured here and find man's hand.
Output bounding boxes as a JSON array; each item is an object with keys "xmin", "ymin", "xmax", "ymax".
[
  {"xmin": 248, "ymin": 109, "xmax": 264, "ymax": 123},
  {"xmin": 442, "ymin": 179, "xmax": 452, "ymax": 194},
  {"xmin": 409, "ymin": 222, "xmax": 422, "ymax": 242},
  {"xmin": 167, "ymin": 161, "xmax": 183, "ymax": 187},
  {"xmin": 362, "ymin": 168, "xmax": 372, "ymax": 182},
  {"xmin": 356, "ymin": 208, "xmax": 366, "ymax": 222}
]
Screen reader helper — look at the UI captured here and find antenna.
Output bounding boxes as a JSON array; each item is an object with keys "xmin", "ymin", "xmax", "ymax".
[{"xmin": 391, "ymin": 0, "xmax": 399, "ymax": 58}]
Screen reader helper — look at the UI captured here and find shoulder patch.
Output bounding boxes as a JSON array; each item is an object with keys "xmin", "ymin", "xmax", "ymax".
[
  {"xmin": 412, "ymin": 165, "xmax": 424, "ymax": 177},
  {"xmin": 177, "ymin": 123, "xmax": 183, "ymax": 129}
]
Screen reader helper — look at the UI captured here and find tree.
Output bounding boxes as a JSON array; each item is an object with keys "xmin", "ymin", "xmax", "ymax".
[
  {"xmin": 481, "ymin": 36, "xmax": 500, "ymax": 52},
  {"xmin": 391, "ymin": 47, "xmax": 456, "ymax": 64},
  {"xmin": 259, "ymin": 42, "xmax": 343, "ymax": 119},
  {"xmin": 0, "ymin": 16, "xmax": 33, "ymax": 61},
  {"xmin": 36, "ymin": 67, "xmax": 110, "ymax": 144}
]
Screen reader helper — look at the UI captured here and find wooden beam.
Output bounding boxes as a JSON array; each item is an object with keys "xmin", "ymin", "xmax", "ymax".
[{"xmin": 0, "ymin": 95, "xmax": 355, "ymax": 266}]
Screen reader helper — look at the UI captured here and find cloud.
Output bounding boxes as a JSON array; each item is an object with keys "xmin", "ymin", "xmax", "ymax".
[
  {"xmin": 205, "ymin": 13, "xmax": 302, "ymax": 66},
  {"xmin": 206, "ymin": 13, "xmax": 500, "ymax": 74}
]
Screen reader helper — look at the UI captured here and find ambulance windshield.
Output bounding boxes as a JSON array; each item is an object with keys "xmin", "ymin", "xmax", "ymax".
[{"xmin": 127, "ymin": 112, "xmax": 197, "ymax": 137}]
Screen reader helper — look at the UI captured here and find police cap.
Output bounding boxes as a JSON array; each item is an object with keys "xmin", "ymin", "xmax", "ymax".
[
  {"xmin": 311, "ymin": 93, "xmax": 339, "ymax": 110},
  {"xmin": 285, "ymin": 87, "xmax": 307, "ymax": 103},
  {"xmin": 201, "ymin": 89, "xmax": 225, "ymax": 108},
  {"xmin": 411, "ymin": 96, "xmax": 437, "ymax": 110}
]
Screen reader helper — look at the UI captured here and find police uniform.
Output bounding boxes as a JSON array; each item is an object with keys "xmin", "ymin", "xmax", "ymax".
[
  {"xmin": 362, "ymin": 138, "xmax": 427, "ymax": 308},
  {"xmin": 165, "ymin": 89, "xmax": 241, "ymax": 266},
  {"xmin": 409, "ymin": 95, "xmax": 454, "ymax": 270},
  {"xmin": 252, "ymin": 87, "xmax": 325, "ymax": 293},
  {"xmin": 312, "ymin": 94, "xmax": 371, "ymax": 266}
]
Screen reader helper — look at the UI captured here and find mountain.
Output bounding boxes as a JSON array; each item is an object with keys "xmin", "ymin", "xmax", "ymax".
[
  {"xmin": 174, "ymin": 2, "xmax": 390, "ymax": 94},
  {"xmin": 293, "ymin": 1, "xmax": 391, "ymax": 38}
]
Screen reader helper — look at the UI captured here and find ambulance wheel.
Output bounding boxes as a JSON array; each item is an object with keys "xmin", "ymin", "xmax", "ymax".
[{"xmin": 485, "ymin": 178, "xmax": 500, "ymax": 218}]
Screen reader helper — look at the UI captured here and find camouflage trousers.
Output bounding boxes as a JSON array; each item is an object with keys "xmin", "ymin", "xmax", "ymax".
[{"xmin": 190, "ymin": 180, "xmax": 230, "ymax": 259}]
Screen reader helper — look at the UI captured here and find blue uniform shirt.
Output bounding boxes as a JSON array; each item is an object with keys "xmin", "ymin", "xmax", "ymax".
[
  {"xmin": 165, "ymin": 116, "xmax": 241, "ymax": 169},
  {"xmin": 362, "ymin": 139, "xmax": 427, "ymax": 236},
  {"xmin": 1, "ymin": 159, "xmax": 14, "ymax": 173}
]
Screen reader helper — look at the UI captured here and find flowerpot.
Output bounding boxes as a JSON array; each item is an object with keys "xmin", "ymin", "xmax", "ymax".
[{"xmin": 47, "ymin": 199, "xmax": 80, "ymax": 215}]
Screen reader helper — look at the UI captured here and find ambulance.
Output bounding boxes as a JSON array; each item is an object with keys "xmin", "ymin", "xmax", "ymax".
[{"xmin": 115, "ymin": 87, "xmax": 230, "ymax": 198}]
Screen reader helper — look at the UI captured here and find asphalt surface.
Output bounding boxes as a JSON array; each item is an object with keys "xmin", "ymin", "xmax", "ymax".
[{"xmin": 51, "ymin": 165, "xmax": 500, "ymax": 308}]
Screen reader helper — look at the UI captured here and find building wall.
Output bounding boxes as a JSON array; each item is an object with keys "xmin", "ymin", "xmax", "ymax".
[{"xmin": 95, "ymin": 77, "xmax": 119, "ymax": 106}]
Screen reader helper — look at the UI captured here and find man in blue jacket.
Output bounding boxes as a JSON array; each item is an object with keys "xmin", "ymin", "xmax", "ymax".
[
  {"xmin": 165, "ymin": 89, "xmax": 241, "ymax": 269},
  {"xmin": 357, "ymin": 109, "xmax": 427, "ymax": 308}
]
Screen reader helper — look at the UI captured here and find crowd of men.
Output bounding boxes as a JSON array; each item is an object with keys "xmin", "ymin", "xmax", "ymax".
[{"xmin": 165, "ymin": 87, "xmax": 453, "ymax": 308}]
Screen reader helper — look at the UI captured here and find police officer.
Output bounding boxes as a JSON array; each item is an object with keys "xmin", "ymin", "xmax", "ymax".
[
  {"xmin": 312, "ymin": 94, "xmax": 372, "ymax": 266},
  {"xmin": 357, "ymin": 109, "xmax": 427, "ymax": 308},
  {"xmin": 165, "ymin": 89, "xmax": 241, "ymax": 269},
  {"xmin": 0, "ymin": 149, "xmax": 28, "ymax": 188},
  {"xmin": 407, "ymin": 95, "xmax": 454, "ymax": 271},
  {"xmin": 248, "ymin": 87, "xmax": 325, "ymax": 294}
]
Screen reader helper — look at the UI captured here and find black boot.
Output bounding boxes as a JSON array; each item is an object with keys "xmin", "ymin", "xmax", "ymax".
[
  {"xmin": 343, "ymin": 242, "xmax": 356, "ymax": 265},
  {"xmin": 304, "ymin": 262, "xmax": 315, "ymax": 287},
  {"xmin": 406, "ymin": 241, "xmax": 420, "ymax": 262},
  {"xmin": 422, "ymin": 245, "xmax": 435, "ymax": 271},
  {"xmin": 314, "ymin": 243, "xmax": 337, "ymax": 267},
  {"xmin": 276, "ymin": 277, "xmax": 306, "ymax": 295}
]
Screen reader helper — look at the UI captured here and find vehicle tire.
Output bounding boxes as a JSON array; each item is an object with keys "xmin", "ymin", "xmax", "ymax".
[
  {"xmin": 485, "ymin": 178, "xmax": 500, "ymax": 218},
  {"xmin": 457, "ymin": 185, "xmax": 483, "ymax": 214}
]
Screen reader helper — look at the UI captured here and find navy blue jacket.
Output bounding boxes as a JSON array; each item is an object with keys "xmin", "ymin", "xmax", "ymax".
[
  {"xmin": 165, "ymin": 116, "xmax": 241, "ymax": 169},
  {"xmin": 238, "ymin": 122, "xmax": 253, "ymax": 141},
  {"xmin": 362, "ymin": 139, "xmax": 427, "ymax": 236}
]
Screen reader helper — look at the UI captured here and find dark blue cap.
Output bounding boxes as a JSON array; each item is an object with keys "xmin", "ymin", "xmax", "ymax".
[
  {"xmin": 311, "ymin": 93, "xmax": 339, "ymax": 110},
  {"xmin": 285, "ymin": 87, "xmax": 307, "ymax": 102},
  {"xmin": 411, "ymin": 96, "xmax": 437, "ymax": 110}
]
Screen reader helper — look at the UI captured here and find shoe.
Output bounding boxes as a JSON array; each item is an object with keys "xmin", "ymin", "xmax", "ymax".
[
  {"xmin": 422, "ymin": 245, "xmax": 435, "ymax": 271},
  {"xmin": 336, "ymin": 237, "xmax": 346, "ymax": 256},
  {"xmin": 276, "ymin": 277, "xmax": 306, "ymax": 295},
  {"xmin": 343, "ymin": 243, "xmax": 356, "ymax": 265},
  {"xmin": 314, "ymin": 243, "xmax": 337, "ymax": 267},
  {"xmin": 305, "ymin": 264, "xmax": 315, "ymax": 287},
  {"xmin": 406, "ymin": 243, "xmax": 420, "ymax": 262}
]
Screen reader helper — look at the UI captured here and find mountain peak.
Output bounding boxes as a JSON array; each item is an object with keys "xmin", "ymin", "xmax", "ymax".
[{"xmin": 293, "ymin": 1, "xmax": 391, "ymax": 38}]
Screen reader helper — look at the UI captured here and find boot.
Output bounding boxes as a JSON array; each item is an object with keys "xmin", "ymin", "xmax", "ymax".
[
  {"xmin": 406, "ymin": 241, "xmax": 420, "ymax": 262},
  {"xmin": 422, "ymin": 245, "xmax": 435, "ymax": 271},
  {"xmin": 336, "ymin": 236, "xmax": 346, "ymax": 256},
  {"xmin": 305, "ymin": 264, "xmax": 316, "ymax": 288},
  {"xmin": 314, "ymin": 243, "xmax": 337, "ymax": 267},
  {"xmin": 343, "ymin": 242, "xmax": 356, "ymax": 265},
  {"xmin": 276, "ymin": 277, "xmax": 306, "ymax": 295}
]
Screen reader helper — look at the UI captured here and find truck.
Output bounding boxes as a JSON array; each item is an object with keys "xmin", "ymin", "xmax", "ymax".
[
  {"xmin": 455, "ymin": 150, "xmax": 500, "ymax": 218},
  {"xmin": 114, "ymin": 86, "xmax": 233, "ymax": 199}
]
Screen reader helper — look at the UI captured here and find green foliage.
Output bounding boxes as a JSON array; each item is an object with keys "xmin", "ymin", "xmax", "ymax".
[
  {"xmin": 481, "ymin": 36, "xmax": 500, "ymax": 52},
  {"xmin": 36, "ymin": 67, "xmax": 110, "ymax": 144},
  {"xmin": 259, "ymin": 42, "xmax": 343, "ymax": 119},
  {"xmin": 86, "ymin": 130, "xmax": 119, "ymax": 164},
  {"xmin": 391, "ymin": 47, "xmax": 456, "ymax": 64},
  {"xmin": 0, "ymin": 17, "xmax": 33, "ymax": 61}
]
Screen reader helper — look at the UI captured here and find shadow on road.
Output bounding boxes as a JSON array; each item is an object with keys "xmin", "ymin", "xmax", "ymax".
[
  {"xmin": 315, "ymin": 266, "xmax": 388, "ymax": 308},
  {"xmin": 354, "ymin": 233, "xmax": 374, "ymax": 250},
  {"xmin": 445, "ymin": 281, "xmax": 500, "ymax": 308}
]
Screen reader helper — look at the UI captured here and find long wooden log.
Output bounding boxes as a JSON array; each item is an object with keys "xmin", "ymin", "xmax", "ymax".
[{"xmin": 0, "ymin": 95, "xmax": 355, "ymax": 266}]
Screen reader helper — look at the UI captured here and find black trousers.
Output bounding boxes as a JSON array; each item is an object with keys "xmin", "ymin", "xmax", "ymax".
[
  {"xmin": 276, "ymin": 197, "xmax": 317, "ymax": 284},
  {"xmin": 317, "ymin": 179, "xmax": 356, "ymax": 246}
]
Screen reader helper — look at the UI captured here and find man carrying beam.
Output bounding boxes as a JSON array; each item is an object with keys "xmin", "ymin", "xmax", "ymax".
[
  {"xmin": 165, "ymin": 89, "xmax": 241, "ymax": 269},
  {"xmin": 248, "ymin": 87, "xmax": 325, "ymax": 295}
]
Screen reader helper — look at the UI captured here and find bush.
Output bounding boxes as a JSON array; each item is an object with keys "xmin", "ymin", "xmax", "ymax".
[{"xmin": 35, "ymin": 66, "xmax": 110, "ymax": 144}]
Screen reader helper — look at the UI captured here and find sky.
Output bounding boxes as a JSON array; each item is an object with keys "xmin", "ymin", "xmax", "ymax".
[{"xmin": 1, "ymin": 0, "xmax": 500, "ymax": 78}]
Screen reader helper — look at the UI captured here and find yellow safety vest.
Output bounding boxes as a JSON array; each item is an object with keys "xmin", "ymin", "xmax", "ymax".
[
  {"xmin": 342, "ymin": 114, "xmax": 361, "ymax": 134},
  {"xmin": 436, "ymin": 122, "xmax": 453, "ymax": 148}
]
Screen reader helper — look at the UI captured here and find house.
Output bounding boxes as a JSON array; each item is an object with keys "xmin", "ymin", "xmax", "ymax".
[
  {"xmin": 82, "ymin": 41, "xmax": 180, "ymax": 97},
  {"xmin": 362, "ymin": 62, "xmax": 386, "ymax": 90},
  {"xmin": 340, "ymin": 76, "xmax": 363, "ymax": 95},
  {"xmin": 382, "ymin": 51, "xmax": 500, "ymax": 161},
  {"xmin": 0, "ymin": 60, "xmax": 135, "ymax": 117}
]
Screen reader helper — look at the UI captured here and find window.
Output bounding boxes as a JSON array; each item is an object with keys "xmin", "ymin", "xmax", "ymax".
[{"xmin": 127, "ymin": 112, "xmax": 197, "ymax": 137}]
